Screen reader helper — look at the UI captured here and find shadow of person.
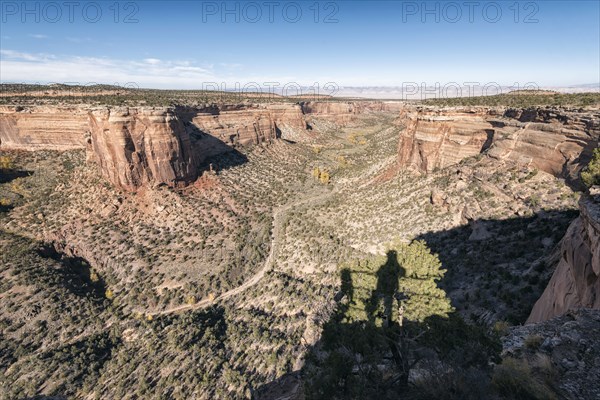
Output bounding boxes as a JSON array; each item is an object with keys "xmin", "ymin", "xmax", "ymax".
[
  {"xmin": 339, "ymin": 267, "xmax": 353, "ymax": 304},
  {"xmin": 366, "ymin": 250, "xmax": 405, "ymax": 327}
]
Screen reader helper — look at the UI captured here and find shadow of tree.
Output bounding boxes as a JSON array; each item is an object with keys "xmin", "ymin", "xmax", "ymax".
[
  {"xmin": 255, "ymin": 242, "xmax": 502, "ymax": 399},
  {"xmin": 0, "ymin": 169, "xmax": 32, "ymax": 184},
  {"xmin": 253, "ymin": 207, "xmax": 583, "ymax": 399},
  {"xmin": 365, "ymin": 250, "xmax": 405, "ymax": 327},
  {"xmin": 36, "ymin": 244, "xmax": 108, "ymax": 303}
]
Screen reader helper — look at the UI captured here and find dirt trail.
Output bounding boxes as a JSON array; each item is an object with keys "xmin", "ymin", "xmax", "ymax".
[{"xmin": 151, "ymin": 188, "xmax": 334, "ymax": 316}]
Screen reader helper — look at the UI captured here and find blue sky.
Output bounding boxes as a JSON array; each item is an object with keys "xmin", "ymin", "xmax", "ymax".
[{"xmin": 0, "ymin": 1, "xmax": 599, "ymax": 89}]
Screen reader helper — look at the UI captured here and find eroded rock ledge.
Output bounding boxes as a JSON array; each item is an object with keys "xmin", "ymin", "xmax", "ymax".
[
  {"xmin": 396, "ymin": 107, "xmax": 600, "ymax": 181},
  {"xmin": 528, "ymin": 195, "xmax": 600, "ymax": 323},
  {"xmin": 0, "ymin": 101, "xmax": 407, "ymax": 191}
]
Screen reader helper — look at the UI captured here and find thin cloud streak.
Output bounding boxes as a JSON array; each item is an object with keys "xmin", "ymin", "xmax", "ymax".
[{"xmin": 0, "ymin": 50, "xmax": 307, "ymax": 89}]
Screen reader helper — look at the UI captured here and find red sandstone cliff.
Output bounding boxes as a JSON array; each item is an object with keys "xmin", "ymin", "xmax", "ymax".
[
  {"xmin": 396, "ymin": 107, "xmax": 599, "ymax": 180},
  {"xmin": 87, "ymin": 107, "xmax": 198, "ymax": 191},
  {"xmin": 396, "ymin": 109, "xmax": 495, "ymax": 172},
  {"xmin": 191, "ymin": 104, "xmax": 306, "ymax": 147},
  {"xmin": 528, "ymin": 195, "xmax": 600, "ymax": 323},
  {"xmin": 301, "ymin": 101, "xmax": 404, "ymax": 125},
  {"xmin": 6, "ymin": 102, "xmax": 594, "ymax": 193},
  {"xmin": 0, "ymin": 102, "xmax": 347, "ymax": 191},
  {"xmin": 0, "ymin": 106, "xmax": 88, "ymax": 150}
]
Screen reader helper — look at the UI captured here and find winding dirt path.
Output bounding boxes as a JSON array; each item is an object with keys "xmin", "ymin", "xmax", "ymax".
[{"xmin": 151, "ymin": 188, "xmax": 333, "ymax": 316}]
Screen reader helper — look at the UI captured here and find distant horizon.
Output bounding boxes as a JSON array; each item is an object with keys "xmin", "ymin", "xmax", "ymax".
[{"xmin": 1, "ymin": 81, "xmax": 598, "ymax": 101}]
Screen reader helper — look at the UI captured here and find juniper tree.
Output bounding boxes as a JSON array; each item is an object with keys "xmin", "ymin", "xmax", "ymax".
[{"xmin": 304, "ymin": 240, "xmax": 454, "ymax": 399}]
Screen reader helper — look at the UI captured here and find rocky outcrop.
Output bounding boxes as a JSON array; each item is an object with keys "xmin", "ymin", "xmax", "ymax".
[
  {"xmin": 487, "ymin": 110, "xmax": 600, "ymax": 182},
  {"xmin": 301, "ymin": 101, "xmax": 404, "ymax": 125},
  {"xmin": 1, "ymin": 101, "xmax": 404, "ymax": 190},
  {"xmin": 0, "ymin": 103, "xmax": 311, "ymax": 190},
  {"xmin": 397, "ymin": 109, "xmax": 495, "ymax": 172},
  {"xmin": 527, "ymin": 195, "xmax": 600, "ymax": 323},
  {"xmin": 503, "ymin": 308, "xmax": 600, "ymax": 400},
  {"xmin": 87, "ymin": 107, "xmax": 198, "ymax": 191},
  {"xmin": 396, "ymin": 107, "xmax": 600, "ymax": 180},
  {"xmin": 191, "ymin": 103, "xmax": 306, "ymax": 147},
  {"xmin": 301, "ymin": 102, "xmax": 362, "ymax": 125}
]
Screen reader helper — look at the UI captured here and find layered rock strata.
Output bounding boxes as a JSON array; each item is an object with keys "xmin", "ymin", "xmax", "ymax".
[
  {"xmin": 0, "ymin": 103, "xmax": 311, "ymax": 190},
  {"xmin": 396, "ymin": 107, "xmax": 600, "ymax": 180}
]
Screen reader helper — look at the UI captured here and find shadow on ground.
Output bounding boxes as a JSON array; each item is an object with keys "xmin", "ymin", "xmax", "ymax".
[
  {"xmin": 416, "ymin": 209, "xmax": 579, "ymax": 325},
  {"xmin": 255, "ymin": 250, "xmax": 500, "ymax": 399},
  {"xmin": 0, "ymin": 169, "xmax": 32, "ymax": 184},
  {"xmin": 36, "ymin": 244, "xmax": 108, "ymax": 302},
  {"xmin": 254, "ymin": 208, "xmax": 580, "ymax": 399}
]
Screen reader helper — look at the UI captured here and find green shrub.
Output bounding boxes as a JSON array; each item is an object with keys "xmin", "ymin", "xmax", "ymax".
[
  {"xmin": 581, "ymin": 148, "xmax": 600, "ymax": 187},
  {"xmin": 524, "ymin": 334, "xmax": 543, "ymax": 349},
  {"xmin": 492, "ymin": 358, "xmax": 557, "ymax": 400}
]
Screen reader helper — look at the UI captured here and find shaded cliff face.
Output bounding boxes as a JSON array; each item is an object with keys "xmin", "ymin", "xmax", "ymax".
[
  {"xmin": 528, "ymin": 196, "xmax": 600, "ymax": 323},
  {"xmin": 396, "ymin": 107, "xmax": 599, "ymax": 180},
  {"xmin": 487, "ymin": 110, "xmax": 600, "ymax": 183},
  {"xmin": 192, "ymin": 104, "xmax": 305, "ymax": 146},
  {"xmin": 0, "ymin": 103, "xmax": 309, "ymax": 190}
]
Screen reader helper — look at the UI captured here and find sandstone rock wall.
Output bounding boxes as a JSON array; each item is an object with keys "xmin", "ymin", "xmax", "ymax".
[
  {"xmin": 191, "ymin": 103, "xmax": 305, "ymax": 146},
  {"xmin": 397, "ymin": 110, "xmax": 495, "ymax": 172},
  {"xmin": 396, "ymin": 107, "xmax": 599, "ymax": 180},
  {"xmin": 0, "ymin": 106, "xmax": 89, "ymax": 150},
  {"xmin": 527, "ymin": 196, "xmax": 600, "ymax": 323},
  {"xmin": 487, "ymin": 112, "xmax": 599, "ymax": 182},
  {"xmin": 87, "ymin": 107, "xmax": 198, "ymax": 191},
  {"xmin": 301, "ymin": 101, "xmax": 404, "ymax": 125},
  {"xmin": 301, "ymin": 101, "xmax": 359, "ymax": 125},
  {"xmin": 3, "ymin": 102, "xmax": 381, "ymax": 190}
]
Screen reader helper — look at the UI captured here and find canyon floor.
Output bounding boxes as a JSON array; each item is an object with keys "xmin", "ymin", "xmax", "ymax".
[{"xmin": 1, "ymin": 95, "xmax": 600, "ymax": 399}]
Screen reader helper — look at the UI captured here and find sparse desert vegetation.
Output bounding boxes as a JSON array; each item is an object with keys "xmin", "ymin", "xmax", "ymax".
[{"xmin": 1, "ymin": 97, "xmax": 599, "ymax": 399}]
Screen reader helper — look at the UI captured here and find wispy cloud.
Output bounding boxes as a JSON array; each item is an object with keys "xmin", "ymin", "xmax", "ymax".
[
  {"xmin": 28, "ymin": 34, "xmax": 48, "ymax": 39},
  {"xmin": 66, "ymin": 37, "xmax": 92, "ymax": 43},
  {"xmin": 0, "ymin": 49, "xmax": 54, "ymax": 62},
  {"xmin": 143, "ymin": 58, "xmax": 161, "ymax": 65},
  {"xmin": 220, "ymin": 63, "xmax": 243, "ymax": 71},
  {"xmin": 0, "ymin": 50, "xmax": 328, "ymax": 88},
  {"xmin": 0, "ymin": 50, "xmax": 225, "ymax": 88}
]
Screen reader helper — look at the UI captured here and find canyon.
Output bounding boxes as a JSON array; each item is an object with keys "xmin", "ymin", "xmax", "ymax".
[
  {"xmin": 3, "ymin": 103, "xmax": 598, "ymax": 191},
  {"xmin": 2, "ymin": 96, "xmax": 600, "ymax": 399},
  {"xmin": 1, "ymin": 104, "xmax": 307, "ymax": 191}
]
